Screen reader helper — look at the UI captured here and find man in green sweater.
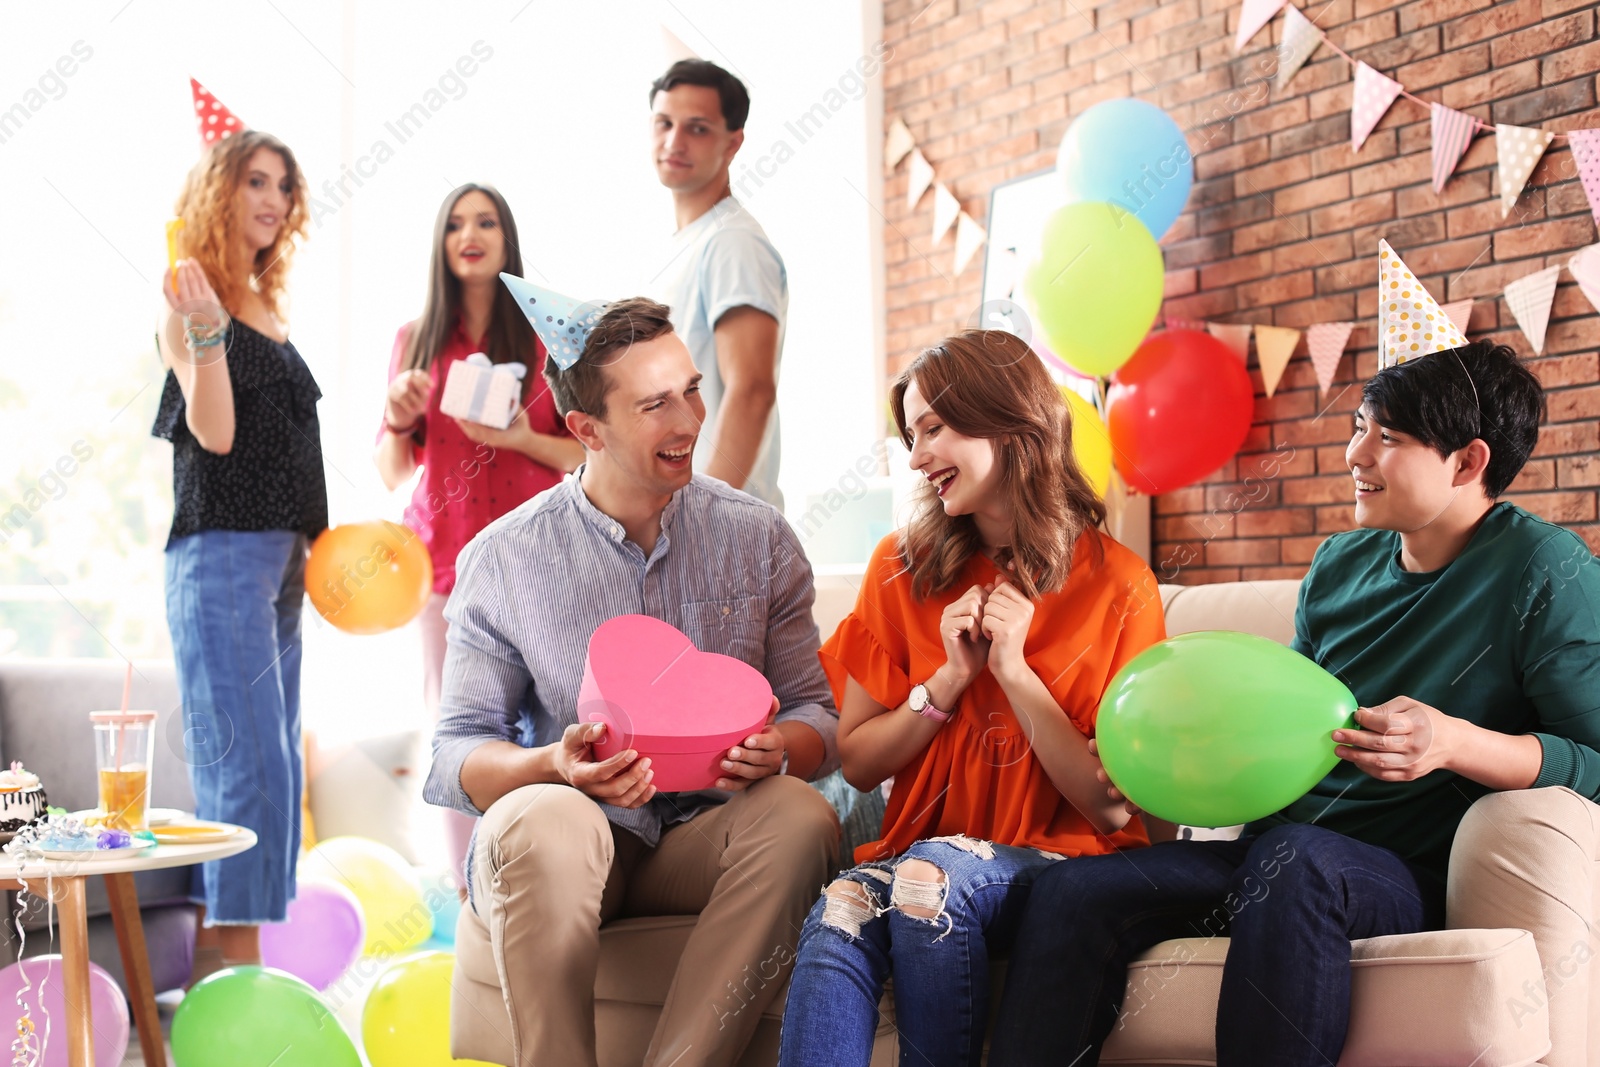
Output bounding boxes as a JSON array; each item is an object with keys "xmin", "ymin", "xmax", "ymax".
[{"xmin": 990, "ymin": 338, "xmax": 1600, "ymax": 1066}]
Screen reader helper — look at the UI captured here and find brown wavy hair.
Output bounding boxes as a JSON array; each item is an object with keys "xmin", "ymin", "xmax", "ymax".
[
  {"xmin": 891, "ymin": 329, "xmax": 1106, "ymax": 601},
  {"xmin": 172, "ymin": 130, "xmax": 308, "ymax": 319}
]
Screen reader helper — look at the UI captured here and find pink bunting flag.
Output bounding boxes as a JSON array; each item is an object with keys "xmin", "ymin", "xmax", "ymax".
[
  {"xmin": 1254, "ymin": 325, "xmax": 1301, "ymax": 398},
  {"xmin": 1351, "ymin": 63, "xmax": 1404, "ymax": 152},
  {"xmin": 1307, "ymin": 322, "xmax": 1355, "ymax": 395},
  {"xmin": 1571, "ymin": 244, "xmax": 1600, "ymax": 314},
  {"xmin": 1440, "ymin": 299, "xmax": 1474, "ymax": 335},
  {"xmin": 1568, "ymin": 129, "xmax": 1600, "ymax": 232},
  {"xmin": 953, "ymin": 212, "xmax": 987, "ymax": 275},
  {"xmin": 1207, "ymin": 322, "xmax": 1254, "ymax": 362},
  {"xmin": 1235, "ymin": 0, "xmax": 1288, "ymax": 51},
  {"xmin": 1503, "ymin": 264, "xmax": 1561, "ymax": 355},
  {"xmin": 1430, "ymin": 104, "xmax": 1478, "ymax": 193}
]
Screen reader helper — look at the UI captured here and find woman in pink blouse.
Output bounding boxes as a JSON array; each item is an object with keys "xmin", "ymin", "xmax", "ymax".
[{"xmin": 375, "ymin": 183, "xmax": 582, "ymax": 887}]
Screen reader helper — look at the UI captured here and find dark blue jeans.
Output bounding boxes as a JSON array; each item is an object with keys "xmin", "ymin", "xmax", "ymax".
[{"xmin": 988, "ymin": 823, "xmax": 1446, "ymax": 1067}]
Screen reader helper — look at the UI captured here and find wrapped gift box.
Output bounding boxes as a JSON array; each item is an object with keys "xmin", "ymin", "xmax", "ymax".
[{"xmin": 440, "ymin": 353, "xmax": 526, "ymax": 429}]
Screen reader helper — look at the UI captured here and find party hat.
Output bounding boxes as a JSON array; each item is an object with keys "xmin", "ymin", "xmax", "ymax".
[
  {"xmin": 1377, "ymin": 240, "xmax": 1468, "ymax": 369},
  {"xmin": 500, "ymin": 274, "xmax": 608, "ymax": 371},
  {"xmin": 191, "ymin": 78, "xmax": 245, "ymax": 149}
]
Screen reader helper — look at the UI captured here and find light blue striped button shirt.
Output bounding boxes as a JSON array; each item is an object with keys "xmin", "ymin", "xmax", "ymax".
[{"xmin": 422, "ymin": 470, "xmax": 840, "ymax": 848}]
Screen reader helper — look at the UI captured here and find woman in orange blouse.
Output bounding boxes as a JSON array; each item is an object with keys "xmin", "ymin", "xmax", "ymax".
[{"xmin": 778, "ymin": 330, "xmax": 1166, "ymax": 1067}]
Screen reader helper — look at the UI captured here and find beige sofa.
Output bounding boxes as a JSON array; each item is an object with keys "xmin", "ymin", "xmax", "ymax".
[{"xmin": 452, "ymin": 578, "xmax": 1600, "ymax": 1066}]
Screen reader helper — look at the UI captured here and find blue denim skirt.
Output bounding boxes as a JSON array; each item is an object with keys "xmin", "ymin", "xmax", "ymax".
[{"xmin": 164, "ymin": 529, "xmax": 306, "ymax": 925}]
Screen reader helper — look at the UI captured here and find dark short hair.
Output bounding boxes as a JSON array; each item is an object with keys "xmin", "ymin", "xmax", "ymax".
[
  {"xmin": 1362, "ymin": 340, "xmax": 1545, "ymax": 498},
  {"xmin": 543, "ymin": 297, "xmax": 675, "ymax": 420},
  {"xmin": 649, "ymin": 59, "xmax": 750, "ymax": 131}
]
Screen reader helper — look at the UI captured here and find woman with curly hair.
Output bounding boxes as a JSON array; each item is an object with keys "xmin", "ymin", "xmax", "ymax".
[
  {"xmin": 778, "ymin": 331, "xmax": 1166, "ymax": 1067},
  {"xmin": 153, "ymin": 129, "xmax": 326, "ymax": 975}
]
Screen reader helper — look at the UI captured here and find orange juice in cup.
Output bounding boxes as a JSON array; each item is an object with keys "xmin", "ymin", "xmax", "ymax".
[{"xmin": 91, "ymin": 710, "xmax": 156, "ymax": 832}]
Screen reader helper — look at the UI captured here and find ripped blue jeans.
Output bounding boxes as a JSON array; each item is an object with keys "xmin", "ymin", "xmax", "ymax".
[{"xmin": 778, "ymin": 835, "xmax": 1062, "ymax": 1067}]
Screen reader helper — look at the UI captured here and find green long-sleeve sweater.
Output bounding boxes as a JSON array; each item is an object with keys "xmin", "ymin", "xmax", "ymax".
[{"xmin": 1251, "ymin": 502, "xmax": 1600, "ymax": 886}]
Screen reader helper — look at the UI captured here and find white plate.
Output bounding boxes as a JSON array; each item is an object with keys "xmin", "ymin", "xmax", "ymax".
[{"xmin": 31, "ymin": 843, "xmax": 159, "ymax": 862}]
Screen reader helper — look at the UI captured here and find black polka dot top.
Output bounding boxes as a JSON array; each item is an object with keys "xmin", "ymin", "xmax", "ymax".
[{"xmin": 152, "ymin": 320, "xmax": 330, "ymax": 548}]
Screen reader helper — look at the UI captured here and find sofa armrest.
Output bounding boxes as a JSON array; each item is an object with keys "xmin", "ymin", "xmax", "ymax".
[{"xmin": 1447, "ymin": 786, "xmax": 1600, "ymax": 1067}]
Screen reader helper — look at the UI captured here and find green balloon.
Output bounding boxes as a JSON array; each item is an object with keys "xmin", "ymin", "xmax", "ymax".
[
  {"xmin": 1096, "ymin": 631, "xmax": 1357, "ymax": 827},
  {"xmin": 173, "ymin": 966, "xmax": 361, "ymax": 1067},
  {"xmin": 1022, "ymin": 200, "xmax": 1165, "ymax": 378}
]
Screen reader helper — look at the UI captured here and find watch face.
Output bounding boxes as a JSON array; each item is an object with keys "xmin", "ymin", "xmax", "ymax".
[{"xmin": 909, "ymin": 684, "xmax": 928, "ymax": 712}]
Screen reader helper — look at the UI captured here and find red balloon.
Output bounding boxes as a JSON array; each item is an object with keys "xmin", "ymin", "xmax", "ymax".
[{"xmin": 1107, "ymin": 330, "xmax": 1255, "ymax": 496}]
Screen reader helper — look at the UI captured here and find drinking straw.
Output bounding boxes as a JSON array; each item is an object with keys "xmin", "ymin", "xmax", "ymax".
[{"xmin": 116, "ymin": 661, "xmax": 131, "ymax": 774}]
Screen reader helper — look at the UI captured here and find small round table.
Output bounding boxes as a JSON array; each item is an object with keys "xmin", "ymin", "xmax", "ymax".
[{"xmin": 0, "ymin": 828, "xmax": 257, "ymax": 1067}]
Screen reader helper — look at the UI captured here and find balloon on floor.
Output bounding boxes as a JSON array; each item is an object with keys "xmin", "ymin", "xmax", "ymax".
[
  {"xmin": 306, "ymin": 521, "xmax": 432, "ymax": 634},
  {"xmin": 1106, "ymin": 329, "xmax": 1255, "ymax": 495},
  {"xmin": 261, "ymin": 878, "xmax": 365, "ymax": 991},
  {"xmin": 0, "ymin": 956, "xmax": 128, "ymax": 1067},
  {"xmin": 300, "ymin": 836, "xmax": 431, "ymax": 956},
  {"xmin": 362, "ymin": 951, "xmax": 498, "ymax": 1067},
  {"xmin": 1095, "ymin": 631, "xmax": 1358, "ymax": 826},
  {"xmin": 173, "ymin": 966, "xmax": 360, "ymax": 1067}
]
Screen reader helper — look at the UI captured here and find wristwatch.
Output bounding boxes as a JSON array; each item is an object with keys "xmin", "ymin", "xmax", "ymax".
[{"xmin": 908, "ymin": 683, "xmax": 951, "ymax": 722}]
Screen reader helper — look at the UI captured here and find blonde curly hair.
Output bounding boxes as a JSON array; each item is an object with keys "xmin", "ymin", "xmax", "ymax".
[{"xmin": 172, "ymin": 130, "xmax": 308, "ymax": 319}]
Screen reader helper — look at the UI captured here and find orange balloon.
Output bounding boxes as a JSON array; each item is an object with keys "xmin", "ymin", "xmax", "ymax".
[{"xmin": 305, "ymin": 521, "xmax": 433, "ymax": 635}]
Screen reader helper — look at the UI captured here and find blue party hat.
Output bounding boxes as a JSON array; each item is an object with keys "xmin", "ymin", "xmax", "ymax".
[{"xmin": 500, "ymin": 273, "xmax": 608, "ymax": 371}]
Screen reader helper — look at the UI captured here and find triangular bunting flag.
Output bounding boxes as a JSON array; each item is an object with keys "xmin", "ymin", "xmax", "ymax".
[
  {"xmin": 1207, "ymin": 322, "xmax": 1254, "ymax": 361},
  {"xmin": 1255, "ymin": 325, "xmax": 1301, "ymax": 398},
  {"xmin": 1377, "ymin": 239, "xmax": 1469, "ymax": 368},
  {"xmin": 659, "ymin": 25, "xmax": 699, "ymax": 63},
  {"xmin": 932, "ymin": 183, "xmax": 960, "ymax": 245},
  {"xmin": 1430, "ymin": 104, "xmax": 1478, "ymax": 193},
  {"xmin": 1440, "ymin": 298, "xmax": 1473, "ymax": 334},
  {"xmin": 1566, "ymin": 129, "xmax": 1600, "ymax": 231},
  {"xmin": 907, "ymin": 149, "xmax": 934, "ymax": 210},
  {"xmin": 1503, "ymin": 264, "xmax": 1561, "ymax": 355},
  {"xmin": 1307, "ymin": 322, "xmax": 1355, "ymax": 394},
  {"xmin": 1351, "ymin": 63, "xmax": 1404, "ymax": 152},
  {"xmin": 1496, "ymin": 123, "xmax": 1555, "ymax": 217},
  {"xmin": 953, "ymin": 212, "xmax": 986, "ymax": 275},
  {"xmin": 1275, "ymin": 6, "xmax": 1322, "ymax": 90},
  {"xmin": 885, "ymin": 117, "xmax": 915, "ymax": 169},
  {"xmin": 191, "ymin": 78, "xmax": 245, "ymax": 149},
  {"xmin": 1571, "ymin": 244, "xmax": 1600, "ymax": 314},
  {"xmin": 1235, "ymin": 0, "xmax": 1287, "ymax": 51}
]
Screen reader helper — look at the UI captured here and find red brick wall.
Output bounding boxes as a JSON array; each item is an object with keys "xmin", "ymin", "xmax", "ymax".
[{"xmin": 882, "ymin": 0, "xmax": 1600, "ymax": 584}]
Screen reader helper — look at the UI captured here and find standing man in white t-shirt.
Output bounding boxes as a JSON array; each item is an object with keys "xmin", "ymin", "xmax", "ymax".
[{"xmin": 649, "ymin": 59, "xmax": 787, "ymax": 509}]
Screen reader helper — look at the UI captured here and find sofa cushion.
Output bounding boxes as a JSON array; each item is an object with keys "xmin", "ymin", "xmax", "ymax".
[
  {"xmin": 1159, "ymin": 580, "xmax": 1300, "ymax": 646},
  {"xmin": 1099, "ymin": 929, "xmax": 1551, "ymax": 1066}
]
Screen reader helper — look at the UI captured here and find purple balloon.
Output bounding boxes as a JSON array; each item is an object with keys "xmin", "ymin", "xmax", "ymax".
[
  {"xmin": 260, "ymin": 879, "xmax": 365, "ymax": 992},
  {"xmin": 0, "ymin": 955, "xmax": 129, "ymax": 1067}
]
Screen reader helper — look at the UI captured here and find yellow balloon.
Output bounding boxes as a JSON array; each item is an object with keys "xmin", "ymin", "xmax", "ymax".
[
  {"xmin": 300, "ymin": 837, "xmax": 430, "ymax": 957},
  {"xmin": 1061, "ymin": 387, "xmax": 1112, "ymax": 498},
  {"xmin": 362, "ymin": 951, "xmax": 498, "ymax": 1067}
]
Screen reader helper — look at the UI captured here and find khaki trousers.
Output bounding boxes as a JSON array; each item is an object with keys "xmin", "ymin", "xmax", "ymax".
[{"xmin": 465, "ymin": 775, "xmax": 839, "ymax": 1067}]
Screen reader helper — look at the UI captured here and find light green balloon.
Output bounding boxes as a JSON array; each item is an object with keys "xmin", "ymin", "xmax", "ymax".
[
  {"xmin": 1022, "ymin": 200, "xmax": 1165, "ymax": 378},
  {"xmin": 173, "ymin": 966, "xmax": 361, "ymax": 1067},
  {"xmin": 1095, "ymin": 631, "xmax": 1358, "ymax": 828}
]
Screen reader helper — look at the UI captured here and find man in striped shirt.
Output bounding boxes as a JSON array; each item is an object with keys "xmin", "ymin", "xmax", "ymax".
[{"xmin": 426, "ymin": 294, "xmax": 841, "ymax": 1067}]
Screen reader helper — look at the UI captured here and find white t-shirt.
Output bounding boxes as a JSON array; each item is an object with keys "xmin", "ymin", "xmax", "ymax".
[{"xmin": 651, "ymin": 196, "xmax": 787, "ymax": 509}]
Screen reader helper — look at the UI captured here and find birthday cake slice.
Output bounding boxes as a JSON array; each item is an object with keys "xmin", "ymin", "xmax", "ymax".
[{"xmin": 0, "ymin": 762, "xmax": 47, "ymax": 838}]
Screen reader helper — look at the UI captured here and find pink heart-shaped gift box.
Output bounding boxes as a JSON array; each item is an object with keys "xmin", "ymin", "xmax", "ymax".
[{"xmin": 579, "ymin": 614, "xmax": 774, "ymax": 792}]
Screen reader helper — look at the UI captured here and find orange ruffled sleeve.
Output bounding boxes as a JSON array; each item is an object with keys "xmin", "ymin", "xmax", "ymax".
[{"xmin": 818, "ymin": 535, "xmax": 914, "ymax": 713}]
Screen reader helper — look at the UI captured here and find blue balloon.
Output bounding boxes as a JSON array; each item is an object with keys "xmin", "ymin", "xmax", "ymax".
[{"xmin": 1056, "ymin": 98, "xmax": 1193, "ymax": 239}]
